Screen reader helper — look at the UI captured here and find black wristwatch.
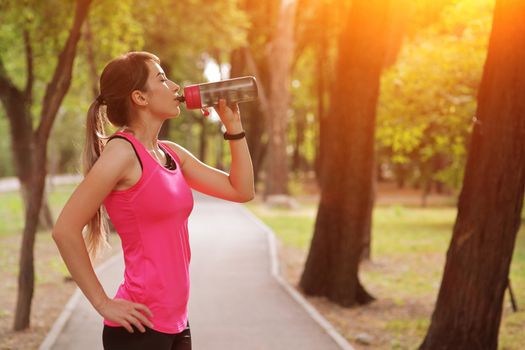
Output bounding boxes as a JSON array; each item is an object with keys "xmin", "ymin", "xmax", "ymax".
[{"xmin": 223, "ymin": 130, "xmax": 246, "ymax": 140}]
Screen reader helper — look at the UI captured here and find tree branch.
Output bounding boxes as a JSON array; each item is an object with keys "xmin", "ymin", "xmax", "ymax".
[
  {"xmin": 0, "ymin": 55, "xmax": 20, "ymax": 101},
  {"xmin": 35, "ymin": 0, "xmax": 93, "ymax": 144},
  {"xmin": 23, "ymin": 28, "xmax": 34, "ymax": 104}
]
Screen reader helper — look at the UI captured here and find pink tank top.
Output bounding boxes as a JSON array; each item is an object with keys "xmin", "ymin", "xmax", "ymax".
[{"xmin": 101, "ymin": 130, "xmax": 194, "ymax": 334}]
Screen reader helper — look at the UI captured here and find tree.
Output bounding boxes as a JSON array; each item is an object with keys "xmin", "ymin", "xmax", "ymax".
[
  {"xmin": 230, "ymin": 0, "xmax": 344, "ymax": 197},
  {"xmin": 263, "ymin": 0, "xmax": 298, "ymax": 199},
  {"xmin": 298, "ymin": 0, "xmax": 399, "ymax": 305},
  {"xmin": 229, "ymin": 0, "xmax": 296, "ymax": 201},
  {"xmin": 0, "ymin": 0, "xmax": 93, "ymax": 331},
  {"xmin": 419, "ymin": 0, "xmax": 525, "ymax": 348}
]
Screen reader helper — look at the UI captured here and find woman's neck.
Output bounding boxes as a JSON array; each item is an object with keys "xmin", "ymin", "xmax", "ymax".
[{"xmin": 122, "ymin": 124, "xmax": 162, "ymax": 150}]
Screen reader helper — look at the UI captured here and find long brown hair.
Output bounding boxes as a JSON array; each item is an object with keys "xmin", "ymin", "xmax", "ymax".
[{"xmin": 82, "ymin": 51, "xmax": 160, "ymax": 261}]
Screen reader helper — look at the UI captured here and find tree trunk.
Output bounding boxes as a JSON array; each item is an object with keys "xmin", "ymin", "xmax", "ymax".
[
  {"xmin": 264, "ymin": 0, "xmax": 297, "ymax": 198},
  {"xmin": 0, "ymin": 69, "xmax": 54, "ymax": 231},
  {"xmin": 13, "ymin": 0, "xmax": 91, "ymax": 331},
  {"xmin": 313, "ymin": 27, "xmax": 327, "ymax": 186},
  {"xmin": 394, "ymin": 162, "xmax": 408, "ymax": 188},
  {"xmin": 14, "ymin": 138, "xmax": 45, "ymax": 330},
  {"xmin": 315, "ymin": 0, "xmax": 407, "ymax": 261},
  {"xmin": 433, "ymin": 153, "xmax": 447, "ymax": 194},
  {"xmin": 230, "ymin": 47, "xmax": 269, "ymax": 190},
  {"xmin": 242, "ymin": 48, "xmax": 271, "ymax": 190},
  {"xmin": 376, "ymin": 161, "xmax": 385, "ymax": 182},
  {"xmin": 197, "ymin": 117, "xmax": 207, "ymax": 163},
  {"xmin": 299, "ymin": 0, "xmax": 397, "ymax": 307},
  {"xmin": 419, "ymin": 0, "xmax": 525, "ymax": 348},
  {"xmin": 19, "ymin": 181, "xmax": 54, "ymax": 232},
  {"xmin": 360, "ymin": 159, "xmax": 376, "ymax": 262},
  {"xmin": 291, "ymin": 112, "xmax": 306, "ymax": 172},
  {"xmin": 229, "ymin": 0, "xmax": 280, "ymax": 192}
]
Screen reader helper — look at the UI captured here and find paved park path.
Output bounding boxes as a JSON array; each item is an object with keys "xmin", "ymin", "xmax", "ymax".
[{"xmin": 39, "ymin": 189, "xmax": 354, "ymax": 350}]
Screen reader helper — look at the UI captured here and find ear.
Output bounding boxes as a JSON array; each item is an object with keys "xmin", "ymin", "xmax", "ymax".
[{"xmin": 131, "ymin": 90, "xmax": 149, "ymax": 106}]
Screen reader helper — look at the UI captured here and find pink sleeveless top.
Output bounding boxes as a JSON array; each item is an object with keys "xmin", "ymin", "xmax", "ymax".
[{"xmin": 102, "ymin": 130, "xmax": 194, "ymax": 334}]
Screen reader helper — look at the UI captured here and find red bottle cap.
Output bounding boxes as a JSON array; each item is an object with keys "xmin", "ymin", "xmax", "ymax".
[{"xmin": 183, "ymin": 85, "xmax": 202, "ymax": 109}]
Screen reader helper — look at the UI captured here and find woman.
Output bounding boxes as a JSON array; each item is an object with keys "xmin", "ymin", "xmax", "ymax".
[{"xmin": 52, "ymin": 51, "xmax": 255, "ymax": 350}]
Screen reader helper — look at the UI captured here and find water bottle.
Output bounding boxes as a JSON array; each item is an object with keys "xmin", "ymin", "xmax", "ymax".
[{"xmin": 176, "ymin": 76, "xmax": 258, "ymax": 110}]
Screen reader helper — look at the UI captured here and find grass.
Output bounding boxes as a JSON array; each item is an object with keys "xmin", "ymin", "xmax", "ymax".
[
  {"xmin": 0, "ymin": 183, "xmax": 81, "ymax": 280},
  {"xmin": 243, "ymin": 199, "xmax": 525, "ymax": 349},
  {"xmin": 0, "ymin": 190, "xmax": 25, "ymax": 237},
  {"xmin": 0, "ymin": 183, "xmax": 78, "ymax": 239}
]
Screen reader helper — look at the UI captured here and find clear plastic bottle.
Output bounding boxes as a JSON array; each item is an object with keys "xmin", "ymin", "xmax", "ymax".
[{"xmin": 176, "ymin": 76, "xmax": 258, "ymax": 109}]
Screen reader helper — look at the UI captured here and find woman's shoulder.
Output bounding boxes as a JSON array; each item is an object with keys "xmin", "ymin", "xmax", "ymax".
[{"xmin": 102, "ymin": 136, "xmax": 139, "ymax": 166}]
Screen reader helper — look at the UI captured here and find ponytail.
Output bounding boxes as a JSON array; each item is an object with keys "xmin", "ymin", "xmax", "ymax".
[
  {"xmin": 80, "ymin": 51, "xmax": 160, "ymax": 262},
  {"xmin": 81, "ymin": 99, "xmax": 111, "ymax": 262}
]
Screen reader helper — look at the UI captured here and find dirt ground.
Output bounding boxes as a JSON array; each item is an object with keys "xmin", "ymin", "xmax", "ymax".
[{"xmin": 276, "ymin": 242, "xmax": 436, "ymax": 349}]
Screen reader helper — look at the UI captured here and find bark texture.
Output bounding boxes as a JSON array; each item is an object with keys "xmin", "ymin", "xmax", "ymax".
[
  {"xmin": 264, "ymin": 0, "xmax": 297, "ymax": 197},
  {"xmin": 299, "ymin": 0, "xmax": 396, "ymax": 306},
  {"xmin": 419, "ymin": 0, "xmax": 525, "ymax": 348}
]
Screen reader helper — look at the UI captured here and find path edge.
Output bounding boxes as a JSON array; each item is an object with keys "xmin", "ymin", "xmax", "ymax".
[{"xmin": 235, "ymin": 203, "xmax": 355, "ymax": 350}]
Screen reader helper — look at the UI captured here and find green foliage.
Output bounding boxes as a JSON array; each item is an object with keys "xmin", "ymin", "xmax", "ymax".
[
  {"xmin": 0, "ymin": 0, "xmax": 250, "ymax": 176},
  {"xmin": 87, "ymin": 0, "xmax": 147, "ymax": 58},
  {"xmin": 0, "ymin": 189, "xmax": 24, "ymax": 236},
  {"xmin": 0, "ymin": 0, "xmax": 78, "ymax": 124},
  {"xmin": 0, "ymin": 183, "xmax": 79, "ymax": 238},
  {"xmin": 283, "ymin": 0, "xmax": 495, "ymax": 188},
  {"xmin": 377, "ymin": 0, "xmax": 495, "ymax": 190},
  {"xmin": 403, "ymin": 0, "xmax": 459, "ymax": 39}
]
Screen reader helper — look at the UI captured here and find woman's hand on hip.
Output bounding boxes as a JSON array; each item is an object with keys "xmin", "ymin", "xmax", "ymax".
[{"xmin": 96, "ymin": 298, "xmax": 154, "ymax": 333}]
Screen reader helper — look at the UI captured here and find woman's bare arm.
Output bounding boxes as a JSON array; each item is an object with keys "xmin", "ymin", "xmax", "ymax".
[
  {"xmin": 162, "ymin": 101, "xmax": 255, "ymax": 203},
  {"xmin": 52, "ymin": 138, "xmax": 136, "ymax": 312},
  {"xmin": 163, "ymin": 137, "xmax": 255, "ymax": 203}
]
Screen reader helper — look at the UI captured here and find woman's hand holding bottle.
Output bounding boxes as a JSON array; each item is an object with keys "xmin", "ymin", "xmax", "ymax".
[{"xmin": 214, "ymin": 98, "xmax": 243, "ymax": 134}]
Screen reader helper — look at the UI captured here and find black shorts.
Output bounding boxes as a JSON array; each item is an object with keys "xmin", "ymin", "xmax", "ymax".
[{"xmin": 102, "ymin": 320, "xmax": 191, "ymax": 350}]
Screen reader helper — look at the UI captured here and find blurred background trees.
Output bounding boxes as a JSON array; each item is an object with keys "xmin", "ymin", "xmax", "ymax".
[{"xmin": 0, "ymin": 0, "xmax": 496, "ymax": 202}]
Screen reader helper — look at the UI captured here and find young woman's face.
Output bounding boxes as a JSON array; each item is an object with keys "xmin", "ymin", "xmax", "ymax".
[{"xmin": 141, "ymin": 60, "xmax": 182, "ymax": 119}]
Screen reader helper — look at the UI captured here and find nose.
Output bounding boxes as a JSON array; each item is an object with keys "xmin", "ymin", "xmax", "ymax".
[{"xmin": 172, "ymin": 82, "xmax": 180, "ymax": 93}]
